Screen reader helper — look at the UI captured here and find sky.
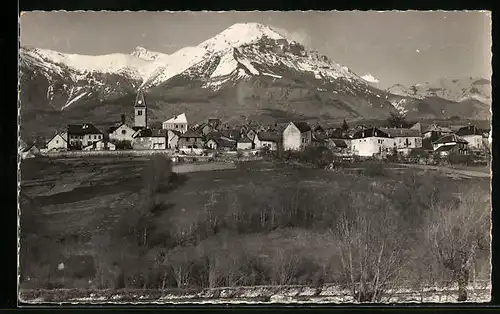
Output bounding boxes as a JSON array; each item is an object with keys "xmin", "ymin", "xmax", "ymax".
[{"xmin": 20, "ymin": 11, "xmax": 491, "ymax": 88}]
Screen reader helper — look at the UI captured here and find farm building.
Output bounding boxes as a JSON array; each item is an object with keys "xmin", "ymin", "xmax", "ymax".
[
  {"xmin": 237, "ymin": 135, "xmax": 254, "ymax": 150},
  {"xmin": 167, "ymin": 130, "xmax": 181, "ymax": 149},
  {"xmin": 132, "ymin": 128, "xmax": 168, "ymax": 150},
  {"xmin": 381, "ymin": 128, "xmax": 423, "ymax": 155},
  {"xmin": 83, "ymin": 140, "xmax": 116, "ymax": 151},
  {"xmin": 67, "ymin": 124, "xmax": 104, "ymax": 150},
  {"xmin": 423, "ymin": 124, "xmax": 453, "ymax": 139},
  {"xmin": 254, "ymin": 132, "xmax": 280, "ymax": 151},
  {"xmin": 108, "ymin": 123, "xmax": 137, "ymax": 143},
  {"xmin": 350, "ymin": 127, "xmax": 395, "ymax": 157},
  {"xmin": 46, "ymin": 133, "xmax": 68, "ymax": 152},
  {"xmin": 283, "ymin": 121, "xmax": 312, "ymax": 151},
  {"xmin": 455, "ymin": 125, "xmax": 484, "ymax": 150},
  {"xmin": 162, "ymin": 113, "xmax": 188, "ymax": 134},
  {"xmin": 432, "ymin": 134, "xmax": 468, "ymax": 155},
  {"xmin": 178, "ymin": 129, "xmax": 204, "ymax": 149},
  {"xmin": 21, "ymin": 145, "xmax": 40, "ymax": 159}
]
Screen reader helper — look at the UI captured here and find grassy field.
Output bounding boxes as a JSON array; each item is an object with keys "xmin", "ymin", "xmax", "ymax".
[{"xmin": 19, "ymin": 156, "xmax": 491, "ymax": 297}]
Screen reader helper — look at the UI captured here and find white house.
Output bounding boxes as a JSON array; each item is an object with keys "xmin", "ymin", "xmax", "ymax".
[
  {"xmin": 47, "ymin": 133, "xmax": 68, "ymax": 152},
  {"xmin": 108, "ymin": 122, "xmax": 136, "ymax": 143},
  {"xmin": 455, "ymin": 125, "xmax": 484, "ymax": 150},
  {"xmin": 83, "ymin": 140, "xmax": 116, "ymax": 151},
  {"xmin": 381, "ymin": 128, "xmax": 423, "ymax": 155},
  {"xmin": 21, "ymin": 145, "xmax": 40, "ymax": 159},
  {"xmin": 282, "ymin": 121, "xmax": 312, "ymax": 151},
  {"xmin": 423, "ymin": 124, "xmax": 453, "ymax": 139},
  {"xmin": 167, "ymin": 130, "xmax": 181, "ymax": 149},
  {"xmin": 67, "ymin": 124, "xmax": 104, "ymax": 149},
  {"xmin": 162, "ymin": 113, "xmax": 188, "ymax": 134},
  {"xmin": 133, "ymin": 129, "xmax": 168, "ymax": 150},
  {"xmin": 205, "ymin": 138, "xmax": 219, "ymax": 150},
  {"xmin": 432, "ymin": 134, "xmax": 468, "ymax": 154},
  {"xmin": 350, "ymin": 127, "xmax": 395, "ymax": 157},
  {"xmin": 254, "ymin": 132, "xmax": 280, "ymax": 151},
  {"xmin": 237, "ymin": 135, "xmax": 254, "ymax": 150}
]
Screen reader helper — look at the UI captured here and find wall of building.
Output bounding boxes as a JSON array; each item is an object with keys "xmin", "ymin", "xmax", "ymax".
[
  {"xmin": 109, "ymin": 125, "xmax": 135, "ymax": 142},
  {"xmin": 237, "ymin": 142, "xmax": 253, "ymax": 150},
  {"xmin": 135, "ymin": 108, "xmax": 147, "ymax": 127},
  {"xmin": 351, "ymin": 137, "xmax": 395, "ymax": 157},
  {"xmin": 394, "ymin": 136, "xmax": 423, "ymax": 149},
  {"xmin": 178, "ymin": 137, "xmax": 203, "ymax": 148},
  {"xmin": 463, "ymin": 135, "xmax": 483, "ymax": 149},
  {"xmin": 47, "ymin": 135, "xmax": 67, "ymax": 151},
  {"xmin": 163, "ymin": 122, "xmax": 188, "ymax": 133},
  {"xmin": 133, "ymin": 137, "xmax": 167, "ymax": 150},
  {"xmin": 283, "ymin": 125, "xmax": 301, "ymax": 151}
]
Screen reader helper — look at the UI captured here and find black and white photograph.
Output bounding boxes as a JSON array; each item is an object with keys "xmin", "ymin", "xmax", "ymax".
[{"xmin": 18, "ymin": 10, "xmax": 492, "ymax": 304}]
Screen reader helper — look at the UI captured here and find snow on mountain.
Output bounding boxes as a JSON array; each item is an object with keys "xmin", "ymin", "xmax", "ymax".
[
  {"xmin": 361, "ymin": 73, "xmax": 380, "ymax": 84},
  {"xmin": 386, "ymin": 77, "xmax": 491, "ymax": 105},
  {"xmin": 131, "ymin": 46, "xmax": 170, "ymax": 62}
]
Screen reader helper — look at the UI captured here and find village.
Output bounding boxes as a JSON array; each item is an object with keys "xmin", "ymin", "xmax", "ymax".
[{"xmin": 20, "ymin": 90, "xmax": 491, "ymax": 167}]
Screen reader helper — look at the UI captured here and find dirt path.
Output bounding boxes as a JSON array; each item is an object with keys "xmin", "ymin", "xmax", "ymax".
[
  {"xmin": 397, "ymin": 163, "xmax": 491, "ymax": 178},
  {"xmin": 173, "ymin": 162, "xmax": 237, "ymax": 173}
]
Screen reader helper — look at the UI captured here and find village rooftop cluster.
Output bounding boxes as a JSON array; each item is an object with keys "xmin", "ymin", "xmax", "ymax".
[{"xmin": 21, "ymin": 91, "xmax": 491, "ymax": 161}]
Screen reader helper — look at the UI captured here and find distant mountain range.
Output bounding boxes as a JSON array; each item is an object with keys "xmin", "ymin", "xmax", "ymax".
[{"xmin": 18, "ymin": 22, "xmax": 491, "ymax": 141}]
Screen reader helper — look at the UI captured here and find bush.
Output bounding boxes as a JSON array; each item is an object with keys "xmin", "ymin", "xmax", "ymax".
[
  {"xmin": 361, "ymin": 163, "xmax": 388, "ymax": 177},
  {"xmin": 113, "ymin": 140, "xmax": 133, "ymax": 150},
  {"xmin": 448, "ymin": 153, "xmax": 474, "ymax": 165}
]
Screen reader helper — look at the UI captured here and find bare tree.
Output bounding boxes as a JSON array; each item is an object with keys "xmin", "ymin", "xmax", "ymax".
[
  {"xmin": 270, "ymin": 248, "xmax": 301, "ymax": 286},
  {"xmin": 166, "ymin": 249, "xmax": 194, "ymax": 289},
  {"xmin": 425, "ymin": 186, "xmax": 490, "ymax": 301},
  {"xmin": 333, "ymin": 190, "xmax": 408, "ymax": 302}
]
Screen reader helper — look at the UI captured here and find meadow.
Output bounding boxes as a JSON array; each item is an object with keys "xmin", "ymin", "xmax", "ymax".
[{"xmin": 19, "ymin": 155, "xmax": 491, "ymax": 302}]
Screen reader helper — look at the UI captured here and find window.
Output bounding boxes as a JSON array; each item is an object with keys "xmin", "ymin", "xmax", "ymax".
[
  {"xmin": 94, "ymin": 135, "xmax": 97, "ymax": 139},
  {"xmin": 137, "ymin": 110, "xmax": 143, "ymax": 116},
  {"xmin": 56, "ymin": 140, "xmax": 59, "ymax": 144},
  {"xmin": 122, "ymin": 130, "xmax": 126, "ymax": 135},
  {"xmin": 176, "ymin": 125, "xmax": 179, "ymax": 129}
]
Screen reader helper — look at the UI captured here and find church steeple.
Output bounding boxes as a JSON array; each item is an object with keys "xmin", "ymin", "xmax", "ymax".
[{"xmin": 134, "ymin": 90, "xmax": 147, "ymax": 128}]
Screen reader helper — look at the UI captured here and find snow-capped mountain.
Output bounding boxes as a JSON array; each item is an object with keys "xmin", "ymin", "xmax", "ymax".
[
  {"xmin": 387, "ymin": 77, "xmax": 491, "ymax": 105},
  {"xmin": 18, "ymin": 22, "xmax": 491, "ymax": 140},
  {"xmin": 361, "ymin": 73, "xmax": 380, "ymax": 84}
]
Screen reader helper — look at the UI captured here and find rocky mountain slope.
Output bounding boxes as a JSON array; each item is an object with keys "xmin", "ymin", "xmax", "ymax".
[{"xmin": 18, "ymin": 23, "xmax": 491, "ymax": 141}]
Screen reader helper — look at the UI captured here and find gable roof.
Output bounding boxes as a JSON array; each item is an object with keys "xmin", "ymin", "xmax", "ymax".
[
  {"xmin": 456, "ymin": 125, "xmax": 483, "ymax": 136},
  {"xmin": 330, "ymin": 139, "xmax": 348, "ymax": 148},
  {"xmin": 168, "ymin": 129, "xmax": 182, "ymax": 137},
  {"xmin": 135, "ymin": 90, "xmax": 146, "ymax": 108},
  {"xmin": 352, "ymin": 127, "xmax": 391, "ymax": 139},
  {"xmin": 221, "ymin": 129, "xmax": 241, "ymax": 140},
  {"xmin": 68, "ymin": 124, "xmax": 103, "ymax": 135},
  {"xmin": 257, "ymin": 132, "xmax": 281, "ymax": 142},
  {"xmin": 433, "ymin": 134, "xmax": 468, "ymax": 144},
  {"xmin": 164, "ymin": 113, "xmax": 188, "ymax": 124},
  {"xmin": 290, "ymin": 121, "xmax": 312, "ymax": 133},
  {"xmin": 180, "ymin": 129, "xmax": 203, "ymax": 138},
  {"xmin": 108, "ymin": 123, "xmax": 135, "ymax": 134},
  {"xmin": 48, "ymin": 133, "xmax": 67, "ymax": 144},
  {"xmin": 435, "ymin": 144, "xmax": 458, "ymax": 153},
  {"xmin": 134, "ymin": 128, "xmax": 168, "ymax": 138},
  {"xmin": 238, "ymin": 135, "xmax": 253, "ymax": 143},
  {"xmin": 424, "ymin": 124, "xmax": 452, "ymax": 133},
  {"xmin": 380, "ymin": 128, "xmax": 421, "ymax": 138}
]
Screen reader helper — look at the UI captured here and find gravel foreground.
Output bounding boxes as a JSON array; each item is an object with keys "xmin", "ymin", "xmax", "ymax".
[{"xmin": 19, "ymin": 284, "xmax": 491, "ymax": 304}]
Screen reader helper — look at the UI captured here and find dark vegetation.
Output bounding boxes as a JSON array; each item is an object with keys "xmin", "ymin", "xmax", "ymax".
[{"xmin": 19, "ymin": 155, "xmax": 490, "ymax": 302}]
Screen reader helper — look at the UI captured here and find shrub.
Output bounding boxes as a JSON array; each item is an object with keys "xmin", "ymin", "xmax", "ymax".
[
  {"xmin": 448, "ymin": 153, "xmax": 474, "ymax": 165},
  {"xmin": 361, "ymin": 163, "xmax": 388, "ymax": 177}
]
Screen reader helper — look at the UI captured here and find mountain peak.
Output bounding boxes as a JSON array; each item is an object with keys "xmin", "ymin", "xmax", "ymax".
[
  {"xmin": 361, "ymin": 73, "xmax": 380, "ymax": 84},
  {"xmin": 130, "ymin": 46, "xmax": 169, "ymax": 61},
  {"xmin": 198, "ymin": 22, "xmax": 285, "ymax": 52}
]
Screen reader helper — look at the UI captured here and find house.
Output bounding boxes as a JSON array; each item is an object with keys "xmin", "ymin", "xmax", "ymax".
[
  {"xmin": 237, "ymin": 135, "xmax": 254, "ymax": 150},
  {"xmin": 350, "ymin": 127, "xmax": 395, "ymax": 157},
  {"xmin": 167, "ymin": 130, "xmax": 181, "ymax": 149},
  {"xmin": 254, "ymin": 132, "xmax": 280, "ymax": 151},
  {"xmin": 432, "ymin": 134, "xmax": 468, "ymax": 155},
  {"xmin": 434, "ymin": 143, "xmax": 467, "ymax": 157},
  {"xmin": 221, "ymin": 129, "xmax": 241, "ymax": 141},
  {"xmin": 246, "ymin": 129, "xmax": 257, "ymax": 142},
  {"xmin": 83, "ymin": 140, "xmax": 116, "ymax": 151},
  {"xmin": 282, "ymin": 121, "xmax": 312, "ymax": 151},
  {"xmin": 207, "ymin": 118, "xmax": 221, "ymax": 129},
  {"xmin": 178, "ymin": 129, "xmax": 204, "ymax": 149},
  {"xmin": 455, "ymin": 125, "xmax": 484, "ymax": 150},
  {"xmin": 215, "ymin": 137, "xmax": 237, "ymax": 151},
  {"xmin": 21, "ymin": 145, "xmax": 40, "ymax": 159},
  {"xmin": 132, "ymin": 128, "xmax": 168, "ymax": 150},
  {"xmin": 205, "ymin": 138, "xmax": 219, "ymax": 150},
  {"xmin": 108, "ymin": 115, "xmax": 137, "ymax": 143},
  {"xmin": 162, "ymin": 113, "xmax": 188, "ymax": 134},
  {"xmin": 381, "ymin": 128, "xmax": 423, "ymax": 155},
  {"xmin": 67, "ymin": 124, "xmax": 104, "ymax": 150},
  {"xmin": 19, "ymin": 139, "xmax": 27, "ymax": 154},
  {"xmin": 46, "ymin": 133, "xmax": 68, "ymax": 152},
  {"xmin": 134, "ymin": 90, "xmax": 148, "ymax": 128},
  {"xmin": 409, "ymin": 122, "xmax": 422, "ymax": 133},
  {"xmin": 423, "ymin": 124, "xmax": 453, "ymax": 139},
  {"xmin": 196, "ymin": 123, "xmax": 214, "ymax": 136}
]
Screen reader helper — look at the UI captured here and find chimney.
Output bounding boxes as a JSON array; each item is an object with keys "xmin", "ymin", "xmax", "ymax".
[{"xmin": 121, "ymin": 114, "xmax": 126, "ymax": 124}]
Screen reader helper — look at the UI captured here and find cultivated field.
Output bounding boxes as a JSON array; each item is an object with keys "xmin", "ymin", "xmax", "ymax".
[{"xmin": 19, "ymin": 156, "xmax": 491, "ymax": 303}]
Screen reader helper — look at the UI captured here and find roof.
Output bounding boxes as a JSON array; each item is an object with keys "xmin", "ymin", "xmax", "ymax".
[
  {"xmin": 22, "ymin": 144, "xmax": 39, "ymax": 153},
  {"xmin": 180, "ymin": 129, "xmax": 203, "ymax": 138},
  {"xmin": 135, "ymin": 91, "xmax": 146, "ymax": 108},
  {"xmin": 330, "ymin": 139, "xmax": 348, "ymax": 148},
  {"xmin": 380, "ymin": 128, "xmax": 421, "ymax": 138},
  {"xmin": 291, "ymin": 121, "xmax": 312, "ymax": 133},
  {"xmin": 433, "ymin": 134, "xmax": 468, "ymax": 144},
  {"xmin": 424, "ymin": 124, "xmax": 452, "ymax": 133},
  {"xmin": 221, "ymin": 129, "xmax": 241, "ymax": 140},
  {"xmin": 68, "ymin": 124, "xmax": 103, "ymax": 135},
  {"xmin": 135, "ymin": 128, "xmax": 168, "ymax": 138},
  {"xmin": 48, "ymin": 133, "xmax": 67, "ymax": 144},
  {"xmin": 108, "ymin": 123, "xmax": 133, "ymax": 133},
  {"xmin": 164, "ymin": 113, "xmax": 188, "ymax": 124},
  {"xmin": 352, "ymin": 127, "xmax": 391, "ymax": 139},
  {"xmin": 456, "ymin": 125, "xmax": 484, "ymax": 136},
  {"xmin": 215, "ymin": 137, "xmax": 237, "ymax": 148},
  {"xmin": 257, "ymin": 131, "xmax": 281, "ymax": 142},
  {"xmin": 238, "ymin": 135, "xmax": 253, "ymax": 143},
  {"xmin": 435, "ymin": 144, "xmax": 457, "ymax": 153},
  {"xmin": 168, "ymin": 129, "xmax": 182, "ymax": 137}
]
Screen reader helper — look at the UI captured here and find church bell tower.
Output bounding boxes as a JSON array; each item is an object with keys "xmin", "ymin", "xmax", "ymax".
[{"xmin": 134, "ymin": 90, "xmax": 147, "ymax": 128}]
